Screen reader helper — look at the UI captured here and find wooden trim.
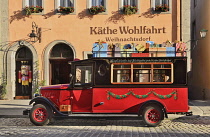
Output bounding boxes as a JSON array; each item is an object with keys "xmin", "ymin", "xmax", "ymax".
[
  {"xmin": 113, "ymin": 68, "xmax": 131, "ymax": 70},
  {"xmin": 171, "ymin": 63, "xmax": 174, "ymax": 83},
  {"xmin": 131, "ymin": 64, "xmax": 133, "ymax": 82},
  {"xmin": 111, "ymin": 64, "xmax": 113, "ymax": 83},
  {"xmin": 112, "ymin": 82, "xmax": 173, "ymax": 84},
  {"xmin": 151, "ymin": 63, "xmax": 154, "ymax": 82},
  {"xmin": 111, "ymin": 62, "xmax": 173, "ymax": 84},
  {"xmin": 112, "ymin": 62, "xmax": 172, "ymax": 65}
]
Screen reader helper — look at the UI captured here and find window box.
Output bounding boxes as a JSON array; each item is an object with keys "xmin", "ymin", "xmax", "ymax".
[
  {"xmin": 23, "ymin": 0, "xmax": 44, "ymax": 15},
  {"xmin": 24, "ymin": 6, "xmax": 44, "ymax": 15},
  {"xmin": 88, "ymin": 5, "xmax": 106, "ymax": 15},
  {"xmin": 87, "ymin": 0, "xmax": 107, "ymax": 15},
  {"xmin": 154, "ymin": 4, "xmax": 169, "ymax": 12},
  {"xmin": 55, "ymin": 0, "xmax": 76, "ymax": 14},
  {"xmin": 151, "ymin": 0, "xmax": 171, "ymax": 13},
  {"xmin": 119, "ymin": 0, "xmax": 139, "ymax": 15},
  {"xmin": 58, "ymin": 6, "xmax": 74, "ymax": 14},
  {"xmin": 122, "ymin": 5, "xmax": 138, "ymax": 15}
]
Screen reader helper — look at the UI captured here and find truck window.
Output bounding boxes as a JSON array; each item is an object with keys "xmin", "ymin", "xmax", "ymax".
[
  {"xmin": 75, "ymin": 66, "xmax": 92, "ymax": 85},
  {"xmin": 111, "ymin": 63, "xmax": 173, "ymax": 84}
]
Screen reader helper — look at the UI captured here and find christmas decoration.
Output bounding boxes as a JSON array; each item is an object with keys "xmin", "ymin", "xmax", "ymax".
[{"xmin": 107, "ymin": 90, "xmax": 177, "ymax": 100}]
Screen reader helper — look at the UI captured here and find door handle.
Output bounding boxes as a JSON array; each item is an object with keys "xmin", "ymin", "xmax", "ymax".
[{"xmin": 100, "ymin": 102, "xmax": 104, "ymax": 105}]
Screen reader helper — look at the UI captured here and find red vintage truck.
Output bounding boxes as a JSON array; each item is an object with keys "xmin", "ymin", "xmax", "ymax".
[{"xmin": 24, "ymin": 57, "xmax": 191, "ymax": 127}]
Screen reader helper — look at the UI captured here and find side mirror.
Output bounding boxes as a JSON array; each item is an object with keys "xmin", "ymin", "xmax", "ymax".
[{"xmin": 68, "ymin": 61, "xmax": 72, "ymax": 65}]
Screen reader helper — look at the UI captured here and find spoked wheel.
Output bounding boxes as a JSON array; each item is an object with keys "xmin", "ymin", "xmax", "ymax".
[
  {"xmin": 29, "ymin": 104, "xmax": 52, "ymax": 126},
  {"xmin": 142, "ymin": 105, "xmax": 164, "ymax": 127}
]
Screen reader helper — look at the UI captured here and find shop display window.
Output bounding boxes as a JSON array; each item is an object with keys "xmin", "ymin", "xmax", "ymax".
[{"xmin": 111, "ymin": 63, "xmax": 173, "ymax": 84}]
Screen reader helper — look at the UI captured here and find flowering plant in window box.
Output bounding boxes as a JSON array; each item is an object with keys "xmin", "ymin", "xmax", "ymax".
[
  {"xmin": 155, "ymin": 4, "xmax": 169, "ymax": 12},
  {"xmin": 122, "ymin": 5, "xmax": 138, "ymax": 15},
  {"xmin": 59, "ymin": 6, "xmax": 74, "ymax": 14},
  {"xmin": 24, "ymin": 6, "xmax": 44, "ymax": 15},
  {"xmin": 89, "ymin": 5, "xmax": 106, "ymax": 15}
]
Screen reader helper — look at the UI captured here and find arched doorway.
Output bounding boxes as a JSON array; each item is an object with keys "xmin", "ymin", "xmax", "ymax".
[
  {"xmin": 15, "ymin": 46, "xmax": 33, "ymax": 99},
  {"xmin": 49, "ymin": 43, "xmax": 74, "ymax": 85}
]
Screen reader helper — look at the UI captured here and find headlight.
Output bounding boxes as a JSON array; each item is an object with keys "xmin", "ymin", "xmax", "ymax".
[{"xmin": 34, "ymin": 93, "xmax": 40, "ymax": 97}]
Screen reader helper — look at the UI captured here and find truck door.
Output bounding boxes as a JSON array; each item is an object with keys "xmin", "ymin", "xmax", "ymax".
[{"xmin": 71, "ymin": 65, "xmax": 93, "ymax": 112}]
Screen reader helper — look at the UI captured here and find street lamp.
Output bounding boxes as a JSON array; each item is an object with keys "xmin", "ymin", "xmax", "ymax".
[
  {"xmin": 189, "ymin": 29, "xmax": 208, "ymax": 50},
  {"xmin": 200, "ymin": 29, "xmax": 208, "ymax": 39},
  {"xmin": 28, "ymin": 22, "xmax": 42, "ymax": 43}
]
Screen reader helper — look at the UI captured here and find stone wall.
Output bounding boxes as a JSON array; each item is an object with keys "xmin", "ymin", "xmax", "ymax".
[{"xmin": 0, "ymin": 0, "xmax": 9, "ymax": 99}]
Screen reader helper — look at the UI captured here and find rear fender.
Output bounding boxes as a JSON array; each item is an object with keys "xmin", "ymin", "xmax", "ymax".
[
  {"xmin": 138, "ymin": 100, "xmax": 168, "ymax": 118},
  {"xmin": 29, "ymin": 97, "xmax": 67, "ymax": 116}
]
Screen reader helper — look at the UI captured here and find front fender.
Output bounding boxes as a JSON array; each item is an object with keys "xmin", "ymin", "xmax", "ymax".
[
  {"xmin": 29, "ymin": 97, "xmax": 52, "ymax": 106},
  {"xmin": 138, "ymin": 100, "xmax": 168, "ymax": 118},
  {"xmin": 29, "ymin": 97, "xmax": 67, "ymax": 116}
]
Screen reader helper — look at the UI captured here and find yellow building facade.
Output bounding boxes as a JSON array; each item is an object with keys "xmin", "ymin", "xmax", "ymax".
[{"xmin": 3, "ymin": 0, "xmax": 192, "ymax": 99}]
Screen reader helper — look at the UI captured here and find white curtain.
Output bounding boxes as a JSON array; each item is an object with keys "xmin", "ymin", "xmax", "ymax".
[
  {"xmin": 29, "ymin": 0, "xmax": 42, "ymax": 6},
  {"xmin": 92, "ymin": 0, "xmax": 104, "ymax": 6},
  {"xmin": 155, "ymin": 0, "xmax": 169, "ymax": 6},
  {"xmin": 123, "ymin": 0, "xmax": 136, "ymax": 6},
  {"xmin": 60, "ymin": 0, "xmax": 73, "ymax": 7}
]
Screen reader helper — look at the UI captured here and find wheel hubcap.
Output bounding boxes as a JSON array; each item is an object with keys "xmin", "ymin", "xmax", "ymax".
[
  {"xmin": 147, "ymin": 109, "xmax": 160, "ymax": 123},
  {"xmin": 33, "ymin": 108, "xmax": 47, "ymax": 122}
]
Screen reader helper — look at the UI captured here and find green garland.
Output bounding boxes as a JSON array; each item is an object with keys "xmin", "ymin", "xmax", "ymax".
[
  {"xmin": 131, "ymin": 92, "xmax": 152, "ymax": 99},
  {"xmin": 153, "ymin": 91, "xmax": 177, "ymax": 100},
  {"xmin": 107, "ymin": 90, "xmax": 177, "ymax": 100}
]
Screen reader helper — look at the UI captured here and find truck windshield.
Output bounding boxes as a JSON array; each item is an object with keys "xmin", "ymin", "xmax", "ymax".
[{"xmin": 75, "ymin": 66, "xmax": 92, "ymax": 85}]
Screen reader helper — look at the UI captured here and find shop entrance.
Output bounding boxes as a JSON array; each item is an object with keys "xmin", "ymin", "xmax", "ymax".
[
  {"xmin": 15, "ymin": 46, "xmax": 33, "ymax": 99},
  {"xmin": 49, "ymin": 43, "xmax": 74, "ymax": 85}
]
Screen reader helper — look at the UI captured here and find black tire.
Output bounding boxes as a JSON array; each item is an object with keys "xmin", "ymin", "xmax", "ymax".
[
  {"xmin": 29, "ymin": 104, "xmax": 52, "ymax": 126},
  {"xmin": 142, "ymin": 104, "xmax": 164, "ymax": 127}
]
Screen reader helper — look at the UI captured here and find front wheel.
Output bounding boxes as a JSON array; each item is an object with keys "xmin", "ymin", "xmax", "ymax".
[
  {"xmin": 29, "ymin": 104, "xmax": 52, "ymax": 126},
  {"xmin": 142, "ymin": 104, "xmax": 164, "ymax": 127}
]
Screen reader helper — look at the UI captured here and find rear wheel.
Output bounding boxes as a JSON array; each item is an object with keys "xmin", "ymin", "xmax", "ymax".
[
  {"xmin": 142, "ymin": 104, "xmax": 164, "ymax": 127},
  {"xmin": 29, "ymin": 104, "xmax": 52, "ymax": 126}
]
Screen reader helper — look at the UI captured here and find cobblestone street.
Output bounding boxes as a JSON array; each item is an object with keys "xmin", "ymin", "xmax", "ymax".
[{"xmin": 0, "ymin": 116, "xmax": 210, "ymax": 137}]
